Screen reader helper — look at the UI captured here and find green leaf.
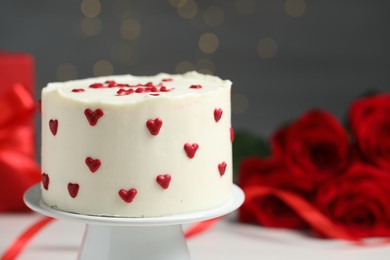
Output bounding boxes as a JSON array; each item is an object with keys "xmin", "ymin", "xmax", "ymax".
[{"xmin": 232, "ymin": 130, "xmax": 270, "ymax": 184}]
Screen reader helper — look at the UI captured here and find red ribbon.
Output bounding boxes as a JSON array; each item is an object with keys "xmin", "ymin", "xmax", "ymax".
[
  {"xmin": 1, "ymin": 216, "xmax": 54, "ymax": 260},
  {"xmin": 0, "ymin": 83, "xmax": 41, "ymax": 212}
]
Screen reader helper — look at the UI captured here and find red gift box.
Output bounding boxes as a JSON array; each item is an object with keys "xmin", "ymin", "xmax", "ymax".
[{"xmin": 0, "ymin": 51, "xmax": 40, "ymax": 212}]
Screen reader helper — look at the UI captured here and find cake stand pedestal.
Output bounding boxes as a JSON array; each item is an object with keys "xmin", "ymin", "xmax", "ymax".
[{"xmin": 24, "ymin": 185, "xmax": 244, "ymax": 260}]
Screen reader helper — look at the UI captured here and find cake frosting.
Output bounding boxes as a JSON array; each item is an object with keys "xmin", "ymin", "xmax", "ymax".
[{"xmin": 41, "ymin": 71, "xmax": 233, "ymax": 217}]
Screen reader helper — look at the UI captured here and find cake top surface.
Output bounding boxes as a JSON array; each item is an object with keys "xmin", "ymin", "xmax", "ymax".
[{"xmin": 43, "ymin": 71, "xmax": 232, "ymax": 104}]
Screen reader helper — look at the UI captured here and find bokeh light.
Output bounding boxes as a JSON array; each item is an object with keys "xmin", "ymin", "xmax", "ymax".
[
  {"xmin": 203, "ymin": 6, "xmax": 224, "ymax": 27},
  {"xmin": 232, "ymin": 93, "xmax": 249, "ymax": 114},
  {"xmin": 285, "ymin": 0, "xmax": 306, "ymax": 18},
  {"xmin": 81, "ymin": 17, "xmax": 102, "ymax": 36},
  {"xmin": 195, "ymin": 58, "xmax": 215, "ymax": 74},
  {"xmin": 168, "ymin": 0, "xmax": 187, "ymax": 8},
  {"xmin": 257, "ymin": 38, "xmax": 278, "ymax": 59},
  {"xmin": 198, "ymin": 33, "xmax": 219, "ymax": 54},
  {"xmin": 120, "ymin": 19, "xmax": 141, "ymax": 40},
  {"xmin": 175, "ymin": 61, "xmax": 195, "ymax": 74},
  {"xmin": 81, "ymin": 0, "xmax": 101, "ymax": 18},
  {"xmin": 112, "ymin": 0, "xmax": 133, "ymax": 19},
  {"xmin": 111, "ymin": 43, "xmax": 140, "ymax": 65},
  {"xmin": 93, "ymin": 60, "xmax": 114, "ymax": 76},
  {"xmin": 177, "ymin": 0, "xmax": 198, "ymax": 19},
  {"xmin": 56, "ymin": 63, "xmax": 78, "ymax": 81}
]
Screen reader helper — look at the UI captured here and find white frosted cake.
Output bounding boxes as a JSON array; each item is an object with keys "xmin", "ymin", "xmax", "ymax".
[{"xmin": 41, "ymin": 71, "xmax": 233, "ymax": 217}]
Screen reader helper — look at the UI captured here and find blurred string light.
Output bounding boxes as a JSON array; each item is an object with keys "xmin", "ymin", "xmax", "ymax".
[
  {"xmin": 177, "ymin": 0, "xmax": 198, "ymax": 19},
  {"xmin": 111, "ymin": 43, "xmax": 140, "ymax": 65},
  {"xmin": 285, "ymin": 0, "xmax": 306, "ymax": 18},
  {"xmin": 175, "ymin": 61, "xmax": 195, "ymax": 74},
  {"xmin": 195, "ymin": 58, "xmax": 215, "ymax": 74},
  {"xmin": 234, "ymin": 0, "xmax": 256, "ymax": 15},
  {"xmin": 56, "ymin": 63, "xmax": 78, "ymax": 81},
  {"xmin": 93, "ymin": 60, "xmax": 114, "ymax": 76},
  {"xmin": 232, "ymin": 93, "xmax": 249, "ymax": 114},
  {"xmin": 203, "ymin": 6, "xmax": 224, "ymax": 27},
  {"xmin": 81, "ymin": 17, "xmax": 102, "ymax": 36},
  {"xmin": 120, "ymin": 18, "xmax": 141, "ymax": 40},
  {"xmin": 80, "ymin": 0, "xmax": 102, "ymax": 36},
  {"xmin": 198, "ymin": 33, "xmax": 219, "ymax": 54},
  {"xmin": 257, "ymin": 38, "xmax": 278, "ymax": 59}
]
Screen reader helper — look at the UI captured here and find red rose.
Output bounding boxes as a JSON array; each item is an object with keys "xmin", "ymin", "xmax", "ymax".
[
  {"xmin": 349, "ymin": 94, "xmax": 390, "ymax": 170},
  {"xmin": 272, "ymin": 110, "xmax": 350, "ymax": 185},
  {"xmin": 238, "ymin": 157, "xmax": 311, "ymax": 229},
  {"xmin": 315, "ymin": 163, "xmax": 390, "ymax": 238}
]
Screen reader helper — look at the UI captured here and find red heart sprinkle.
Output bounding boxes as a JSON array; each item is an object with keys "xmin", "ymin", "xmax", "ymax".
[
  {"xmin": 49, "ymin": 119, "xmax": 58, "ymax": 136},
  {"xmin": 156, "ymin": 174, "xmax": 171, "ymax": 189},
  {"xmin": 184, "ymin": 143, "xmax": 199, "ymax": 159},
  {"xmin": 230, "ymin": 127, "xmax": 234, "ymax": 142},
  {"xmin": 84, "ymin": 108, "xmax": 104, "ymax": 126},
  {"xmin": 41, "ymin": 173, "xmax": 49, "ymax": 190},
  {"xmin": 218, "ymin": 162, "xmax": 227, "ymax": 176},
  {"xmin": 190, "ymin": 85, "xmax": 202, "ymax": 89},
  {"xmin": 162, "ymin": 78, "xmax": 173, "ymax": 82},
  {"xmin": 85, "ymin": 157, "xmax": 101, "ymax": 173},
  {"xmin": 89, "ymin": 83, "xmax": 104, "ymax": 89},
  {"xmin": 118, "ymin": 188, "xmax": 137, "ymax": 203},
  {"xmin": 146, "ymin": 118, "xmax": 163, "ymax": 136},
  {"xmin": 67, "ymin": 183, "xmax": 79, "ymax": 198},
  {"xmin": 72, "ymin": 88, "xmax": 85, "ymax": 92},
  {"xmin": 214, "ymin": 108, "xmax": 223, "ymax": 122}
]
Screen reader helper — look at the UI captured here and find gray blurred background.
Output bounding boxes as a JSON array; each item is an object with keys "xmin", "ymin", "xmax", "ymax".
[{"xmin": 1, "ymin": 0, "xmax": 389, "ymax": 137}]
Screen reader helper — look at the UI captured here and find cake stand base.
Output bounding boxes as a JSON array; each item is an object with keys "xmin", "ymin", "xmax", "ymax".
[
  {"xmin": 80, "ymin": 225, "xmax": 189, "ymax": 260},
  {"xmin": 24, "ymin": 185, "xmax": 244, "ymax": 260}
]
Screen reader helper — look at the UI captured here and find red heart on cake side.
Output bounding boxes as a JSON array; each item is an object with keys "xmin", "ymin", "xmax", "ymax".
[
  {"xmin": 230, "ymin": 127, "xmax": 234, "ymax": 142},
  {"xmin": 218, "ymin": 162, "xmax": 227, "ymax": 176},
  {"xmin": 184, "ymin": 143, "xmax": 199, "ymax": 159},
  {"xmin": 214, "ymin": 108, "xmax": 223, "ymax": 122},
  {"xmin": 41, "ymin": 173, "xmax": 49, "ymax": 190},
  {"xmin": 84, "ymin": 108, "xmax": 104, "ymax": 126},
  {"xmin": 156, "ymin": 174, "xmax": 171, "ymax": 189},
  {"xmin": 146, "ymin": 118, "xmax": 163, "ymax": 136},
  {"xmin": 85, "ymin": 157, "xmax": 101, "ymax": 173},
  {"xmin": 67, "ymin": 183, "xmax": 79, "ymax": 198},
  {"xmin": 119, "ymin": 188, "xmax": 137, "ymax": 203},
  {"xmin": 49, "ymin": 119, "xmax": 58, "ymax": 136}
]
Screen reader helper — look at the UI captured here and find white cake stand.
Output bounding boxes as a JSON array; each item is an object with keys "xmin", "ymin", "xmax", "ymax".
[{"xmin": 24, "ymin": 184, "xmax": 244, "ymax": 260}]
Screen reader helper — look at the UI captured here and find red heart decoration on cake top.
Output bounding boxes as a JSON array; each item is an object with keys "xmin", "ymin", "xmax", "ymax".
[
  {"xmin": 156, "ymin": 174, "xmax": 171, "ymax": 189},
  {"xmin": 84, "ymin": 108, "xmax": 104, "ymax": 126},
  {"xmin": 230, "ymin": 127, "xmax": 234, "ymax": 142},
  {"xmin": 67, "ymin": 183, "xmax": 79, "ymax": 198},
  {"xmin": 49, "ymin": 119, "xmax": 58, "ymax": 136},
  {"xmin": 184, "ymin": 143, "xmax": 199, "ymax": 159},
  {"xmin": 218, "ymin": 162, "xmax": 227, "ymax": 176},
  {"xmin": 214, "ymin": 108, "xmax": 223, "ymax": 122},
  {"xmin": 41, "ymin": 173, "xmax": 49, "ymax": 190},
  {"xmin": 146, "ymin": 118, "xmax": 163, "ymax": 136},
  {"xmin": 85, "ymin": 157, "xmax": 101, "ymax": 173},
  {"xmin": 118, "ymin": 188, "xmax": 137, "ymax": 203}
]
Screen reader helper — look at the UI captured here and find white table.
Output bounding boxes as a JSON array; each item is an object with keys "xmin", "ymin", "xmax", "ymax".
[{"xmin": 1, "ymin": 213, "xmax": 389, "ymax": 260}]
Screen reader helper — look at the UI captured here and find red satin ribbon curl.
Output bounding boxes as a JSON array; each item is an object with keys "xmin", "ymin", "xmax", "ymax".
[{"xmin": 0, "ymin": 83, "xmax": 41, "ymax": 212}]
